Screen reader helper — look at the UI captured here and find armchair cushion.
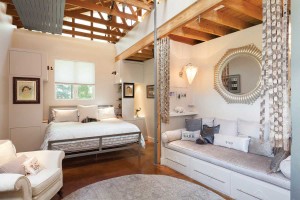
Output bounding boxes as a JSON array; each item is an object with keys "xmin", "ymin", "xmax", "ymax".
[
  {"xmin": 0, "ymin": 155, "xmax": 28, "ymax": 175},
  {"xmin": 27, "ymin": 168, "xmax": 61, "ymax": 196},
  {"xmin": 0, "ymin": 140, "xmax": 17, "ymax": 165}
]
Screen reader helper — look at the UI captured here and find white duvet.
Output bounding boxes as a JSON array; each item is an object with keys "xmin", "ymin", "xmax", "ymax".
[{"xmin": 41, "ymin": 118, "xmax": 145, "ymax": 150}]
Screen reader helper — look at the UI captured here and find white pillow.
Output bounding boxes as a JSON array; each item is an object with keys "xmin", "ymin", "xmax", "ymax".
[
  {"xmin": 280, "ymin": 156, "xmax": 291, "ymax": 179},
  {"xmin": 202, "ymin": 117, "xmax": 214, "ymax": 127},
  {"xmin": 23, "ymin": 157, "xmax": 42, "ymax": 175},
  {"xmin": 52, "ymin": 109, "xmax": 78, "ymax": 122},
  {"xmin": 98, "ymin": 107, "xmax": 116, "ymax": 120},
  {"xmin": 162, "ymin": 128, "xmax": 186, "ymax": 143},
  {"xmin": 237, "ymin": 119, "xmax": 260, "ymax": 139},
  {"xmin": 0, "ymin": 140, "xmax": 17, "ymax": 165},
  {"xmin": 214, "ymin": 134, "xmax": 250, "ymax": 153},
  {"xmin": 214, "ymin": 118, "xmax": 238, "ymax": 136},
  {"xmin": 181, "ymin": 130, "xmax": 201, "ymax": 142},
  {"xmin": 78, "ymin": 105, "xmax": 98, "ymax": 122}
]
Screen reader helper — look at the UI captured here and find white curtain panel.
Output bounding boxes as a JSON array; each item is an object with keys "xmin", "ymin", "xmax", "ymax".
[
  {"xmin": 157, "ymin": 37, "xmax": 170, "ymax": 124},
  {"xmin": 260, "ymin": 0, "xmax": 290, "ymax": 151}
]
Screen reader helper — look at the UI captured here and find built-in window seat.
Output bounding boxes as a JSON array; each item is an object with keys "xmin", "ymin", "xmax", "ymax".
[{"xmin": 161, "ymin": 140, "xmax": 290, "ymax": 200}]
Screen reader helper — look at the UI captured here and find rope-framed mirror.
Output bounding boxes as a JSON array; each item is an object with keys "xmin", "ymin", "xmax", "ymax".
[{"xmin": 214, "ymin": 44, "xmax": 262, "ymax": 104}]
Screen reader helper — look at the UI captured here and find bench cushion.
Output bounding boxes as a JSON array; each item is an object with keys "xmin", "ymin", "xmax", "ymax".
[{"xmin": 165, "ymin": 140, "xmax": 290, "ymax": 190}]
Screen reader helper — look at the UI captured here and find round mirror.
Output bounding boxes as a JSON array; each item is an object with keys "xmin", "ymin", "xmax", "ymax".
[{"xmin": 214, "ymin": 44, "xmax": 262, "ymax": 104}]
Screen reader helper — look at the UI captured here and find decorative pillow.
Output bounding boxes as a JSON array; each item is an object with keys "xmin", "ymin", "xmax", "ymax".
[
  {"xmin": 52, "ymin": 109, "xmax": 78, "ymax": 122},
  {"xmin": 270, "ymin": 149, "xmax": 290, "ymax": 173},
  {"xmin": 280, "ymin": 156, "xmax": 291, "ymax": 179},
  {"xmin": 162, "ymin": 129, "xmax": 185, "ymax": 143},
  {"xmin": 78, "ymin": 105, "xmax": 98, "ymax": 122},
  {"xmin": 185, "ymin": 118, "xmax": 202, "ymax": 131},
  {"xmin": 81, "ymin": 117, "xmax": 98, "ymax": 123},
  {"xmin": 200, "ymin": 125, "xmax": 220, "ymax": 144},
  {"xmin": 237, "ymin": 119, "xmax": 260, "ymax": 139},
  {"xmin": 98, "ymin": 107, "xmax": 116, "ymax": 120},
  {"xmin": 214, "ymin": 134, "xmax": 250, "ymax": 153},
  {"xmin": 202, "ymin": 117, "xmax": 214, "ymax": 127},
  {"xmin": 23, "ymin": 157, "xmax": 42, "ymax": 175},
  {"xmin": 214, "ymin": 118, "xmax": 238, "ymax": 136},
  {"xmin": 181, "ymin": 130, "xmax": 200, "ymax": 142},
  {"xmin": 0, "ymin": 155, "xmax": 28, "ymax": 175},
  {"xmin": 0, "ymin": 140, "xmax": 17, "ymax": 165},
  {"xmin": 196, "ymin": 137, "xmax": 206, "ymax": 145},
  {"xmin": 247, "ymin": 137, "xmax": 274, "ymax": 157}
]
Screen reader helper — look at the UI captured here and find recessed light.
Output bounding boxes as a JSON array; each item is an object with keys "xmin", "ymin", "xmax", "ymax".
[{"xmin": 214, "ymin": 5, "xmax": 225, "ymax": 11}]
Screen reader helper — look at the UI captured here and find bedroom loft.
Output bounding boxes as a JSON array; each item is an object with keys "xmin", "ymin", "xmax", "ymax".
[{"xmin": 0, "ymin": 0, "xmax": 300, "ymax": 200}]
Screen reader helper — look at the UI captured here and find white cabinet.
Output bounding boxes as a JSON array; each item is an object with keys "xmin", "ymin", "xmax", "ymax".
[
  {"xmin": 124, "ymin": 117, "xmax": 147, "ymax": 139},
  {"xmin": 9, "ymin": 49, "xmax": 46, "ymax": 152}
]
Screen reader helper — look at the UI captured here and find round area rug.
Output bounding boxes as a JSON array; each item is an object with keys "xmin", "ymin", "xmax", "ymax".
[{"xmin": 63, "ymin": 174, "xmax": 225, "ymax": 200}]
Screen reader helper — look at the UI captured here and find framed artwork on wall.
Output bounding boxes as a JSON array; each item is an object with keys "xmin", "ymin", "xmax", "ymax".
[
  {"xmin": 147, "ymin": 85, "xmax": 154, "ymax": 98},
  {"xmin": 13, "ymin": 77, "xmax": 40, "ymax": 104},
  {"xmin": 123, "ymin": 82, "xmax": 134, "ymax": 98}
]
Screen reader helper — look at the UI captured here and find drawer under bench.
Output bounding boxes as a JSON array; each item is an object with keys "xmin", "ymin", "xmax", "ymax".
[{"xmin": 161, "ymin": 147, "xmax": 290, "ymax": 200}]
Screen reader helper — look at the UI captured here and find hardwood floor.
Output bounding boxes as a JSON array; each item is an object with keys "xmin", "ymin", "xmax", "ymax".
[{"xmin": 52, "ymin": 141, "xmax": 231, "ymax": 200}]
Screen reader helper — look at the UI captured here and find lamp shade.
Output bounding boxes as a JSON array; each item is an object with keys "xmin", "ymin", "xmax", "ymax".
[{"xmin": 185, "ymin": 64, "xmax": 198, "ymax": 84}]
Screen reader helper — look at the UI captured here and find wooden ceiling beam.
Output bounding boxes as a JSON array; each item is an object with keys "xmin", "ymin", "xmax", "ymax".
[
  {"xmin": 172, "ymin": 27, "xmax": 215, "ymax": 42},
  {"xmin": 131, "ymin": 53, "xmax": 153, "ymax": 59},
  {"xmin": 63, "ymin": 29, "xmax": 118, "ymax": 42},
  {"xmin": 64, "ymin": 11, "xmax": 132, "ymax": 30},
  {"xmin": 223, "ymin": 0, "xmax": 262, "ymax": 21},
  {"xmin": 63, "ymin": 20, "xmax": 125, "ymax": 37},
  {"xmin": 114, "ymin": 0, "xmax": 152, "ymax": 11},
  {"xmin": 185, "ymin": 18, "xmax": 232, "ymax": 36},
  {"xmin": 202, "ymin": 10, "xmax": 251, "ymax": 30},
  {"xmin": 115, "ymin": 0, "xmax": 222, "ymax": 61},
  {"xmin": 65, "ymin": 0, "xmax": 137, "ymax": 21},
  {"xmin": 126, "ymin": 56, "xmax": 147, "ymax": 61},
  {"xmin": 169, "ymin": 34, "xmax": 199, "ymax": 45}
]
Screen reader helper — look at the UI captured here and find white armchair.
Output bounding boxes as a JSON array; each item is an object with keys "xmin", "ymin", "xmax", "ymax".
[{"xmin": 0, "ymin": 140, "xmax": 65, "ymax": 200}]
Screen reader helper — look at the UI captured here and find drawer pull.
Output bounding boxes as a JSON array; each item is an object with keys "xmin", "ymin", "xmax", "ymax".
[
  {"xmin": 194, "ymin": 170, "xmax": 225, "ymax": 184},
  {"xmin": 166, "ymin": 158, "xmax": 186, "ymax": 167},
  {"xmin": 237, "ymin": 189, "xmax": 262, "ymax": 200}
]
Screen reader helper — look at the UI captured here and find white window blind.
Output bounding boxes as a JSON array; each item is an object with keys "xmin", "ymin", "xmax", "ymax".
[{"xmin": 55, "ymin": 60, "xmax": 95, "ymax": 84}]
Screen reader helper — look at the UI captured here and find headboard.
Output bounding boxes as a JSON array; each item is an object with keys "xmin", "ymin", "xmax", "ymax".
[{"xmin": 48, "ymin": 105, "xmax": 113, "ymax": 123}]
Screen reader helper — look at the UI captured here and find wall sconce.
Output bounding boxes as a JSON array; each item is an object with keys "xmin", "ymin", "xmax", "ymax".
[
  {"xmin": 179, "ymin": 63, "xmax": 198, "ymax": 84},
  {"xmin": 112, "ymin": 71, "xmax": 117, "ymax": 75}
]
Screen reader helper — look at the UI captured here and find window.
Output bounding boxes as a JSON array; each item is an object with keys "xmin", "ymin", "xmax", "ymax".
[{"xmin": 55, "ymin": 60, "xmax": 95, "ymax": 100}]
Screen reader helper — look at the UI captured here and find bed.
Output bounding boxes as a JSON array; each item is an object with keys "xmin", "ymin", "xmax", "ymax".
[{"xmin": 41, "ymin": 106, "xmax": 144, "ymax": 159}]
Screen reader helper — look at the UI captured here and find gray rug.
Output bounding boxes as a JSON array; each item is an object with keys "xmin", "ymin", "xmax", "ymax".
[{"xmin": 63, "ymin": 174, "xmax": 225, "ymax": 200}]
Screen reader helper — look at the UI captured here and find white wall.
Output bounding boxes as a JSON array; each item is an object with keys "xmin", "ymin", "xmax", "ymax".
[
  {"xmin": 0, "ymin": 23, "xmax": 14, "ymax": 139},
  {"xmin": 142, "ymin": 59, "xmax": 155, "ymax": 139},
  {"xmin": 169, "ymin": 40, "xmax": 194, "ymax": 112},
  {"xmin": 116, "ymin": 0, "xmax": 197, "ymax": 55},
  {"xmin": 190, "ymin": 25, "xmax": 262, "ymax": 121},
  {"xmin": 10, "ymin": 29, "xmax": 117, "ymax": 119}
]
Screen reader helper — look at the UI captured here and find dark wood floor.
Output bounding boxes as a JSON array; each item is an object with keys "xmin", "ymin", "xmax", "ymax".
[{"xmin": 52, "ymin": 141, "xmax": 231, "ymax": 200}]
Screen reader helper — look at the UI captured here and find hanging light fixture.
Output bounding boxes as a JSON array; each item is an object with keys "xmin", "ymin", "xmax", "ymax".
[{"xmin": 179, "ymin": 63, "xmax": 198, "ymax": 84}]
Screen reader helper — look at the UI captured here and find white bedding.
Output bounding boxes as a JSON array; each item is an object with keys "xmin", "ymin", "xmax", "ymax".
[{"xmin": 41, "ymin": 118, "xmax": 145, "ymax": 151}]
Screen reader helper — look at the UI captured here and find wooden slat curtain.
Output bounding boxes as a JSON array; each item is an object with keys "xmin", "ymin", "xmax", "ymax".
[
  {"xmin": 157, "ymin": 37, "xmax": 170, "ymax": 124},
  {"xmin": 260, "ymin": 0, "xmax": 290, "ymax": 150}
]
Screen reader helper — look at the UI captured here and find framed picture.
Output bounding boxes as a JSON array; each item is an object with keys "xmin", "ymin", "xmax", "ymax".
[
  {"xmin": 147, "ymin": 85, "xmax": 154, "ymax": 98},
  {"xmin": 13, "ymin": 77, "xmax": 40, "ymax": 104},
  {"xmin": 123, "ymin": 82, "xmax": 134, "ymax": 98}
]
